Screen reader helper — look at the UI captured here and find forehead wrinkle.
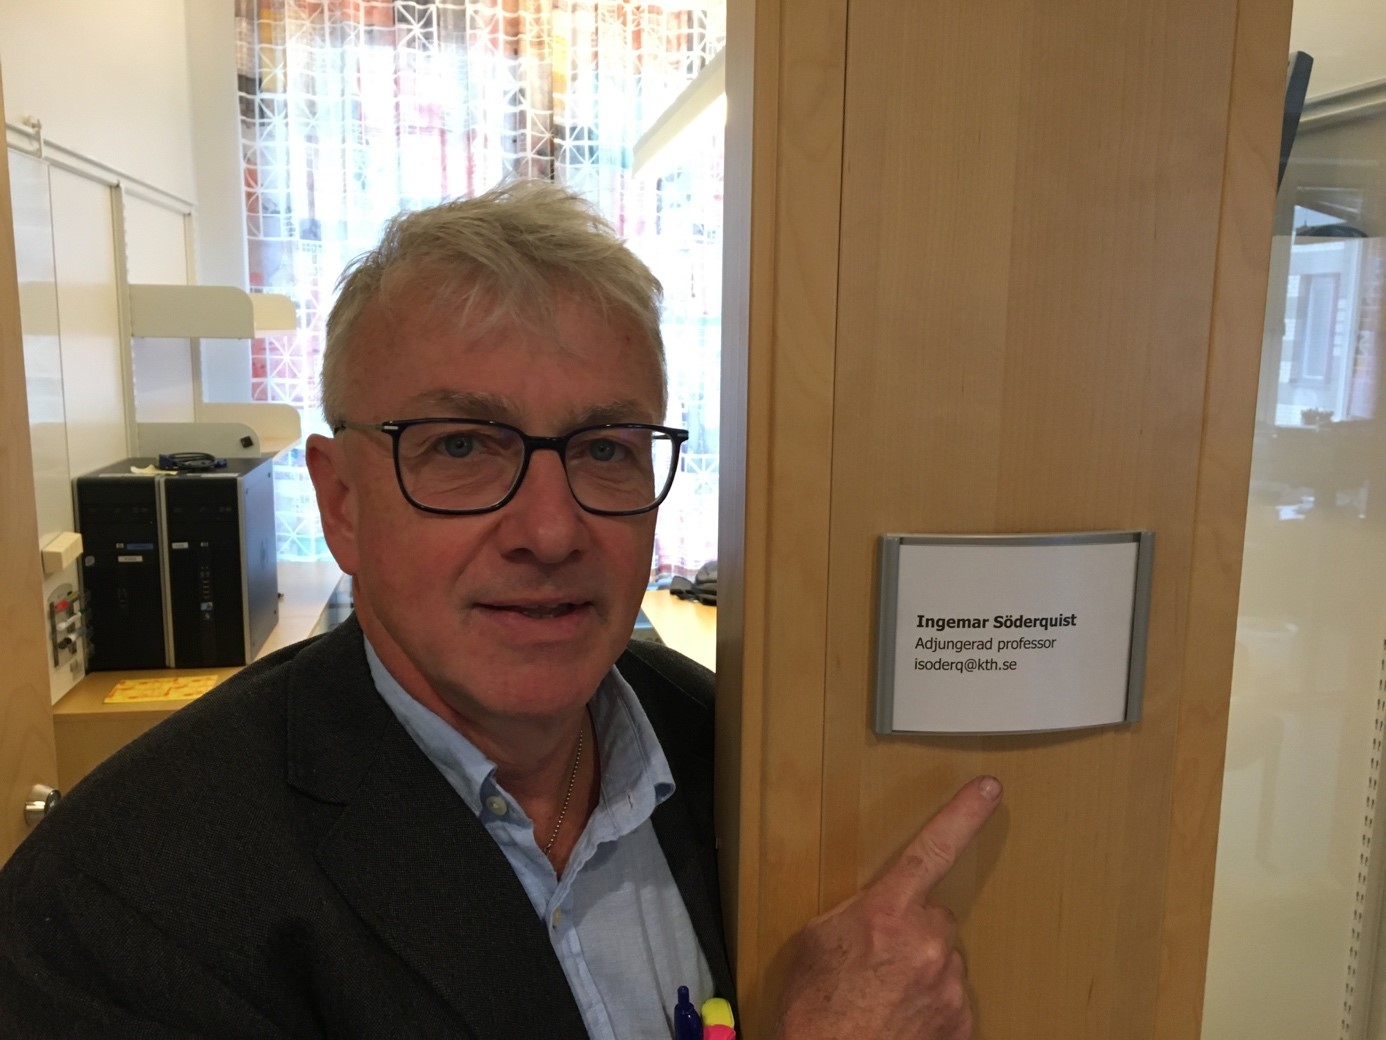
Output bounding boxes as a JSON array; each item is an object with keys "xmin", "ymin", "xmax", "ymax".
[{"xmin": 400, "ymin": 389, "xmax": 517, "ymax": 421}]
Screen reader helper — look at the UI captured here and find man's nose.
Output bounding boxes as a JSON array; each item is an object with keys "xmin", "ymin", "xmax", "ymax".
[{"xmin": 494, "ymin": 449, "xmax": 590, "ymax": 562}]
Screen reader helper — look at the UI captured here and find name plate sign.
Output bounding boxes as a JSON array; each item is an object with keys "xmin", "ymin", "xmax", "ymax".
[{"xmin": 874, "ymin": 532, "xmax": 1154, "ymax": 734}]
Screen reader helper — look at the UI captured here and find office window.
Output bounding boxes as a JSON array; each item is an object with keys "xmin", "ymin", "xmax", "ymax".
[{"xmin": 236, "ymin": 0, "xmax": 723, "ymax": 578}]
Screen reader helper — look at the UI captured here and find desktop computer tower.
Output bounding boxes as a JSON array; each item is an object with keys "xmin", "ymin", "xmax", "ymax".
[{"xmin": 75, "ymin": 457, "xmax": 279, "ymax": 670}]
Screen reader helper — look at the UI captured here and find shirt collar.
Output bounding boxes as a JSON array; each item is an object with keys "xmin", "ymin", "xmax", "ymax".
[{"xmin": 364, "ymin": 637, "xmax": 675, "ymax": 826}]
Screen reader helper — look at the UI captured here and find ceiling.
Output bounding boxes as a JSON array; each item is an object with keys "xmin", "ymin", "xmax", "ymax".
[{"xmin": 1291, "ymin": 0, "xmax": 1386, "ymax": 98}]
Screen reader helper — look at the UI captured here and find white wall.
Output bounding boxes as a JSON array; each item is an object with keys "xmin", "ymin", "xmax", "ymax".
[
  {"xmin": 0, "ymin": 0, "xmax": 249, "ymax": 304},
  {"xmin": 0, "ymin": 0, "xmax": 198, "ymax": 200},
  {"xmin": 1293, "ymin": 0, "xmax": 1386, "ymax": 99},
  {"xmin": 2, "ymin": 1, "xmax": 251, "ymax": 701},
  {"xmin": 2, "ymin": 0, "xmax": 254, "ymax": 438},
  {"xmin": 184, "ymin": 0, "xmax": 250, "ymax": 293}
]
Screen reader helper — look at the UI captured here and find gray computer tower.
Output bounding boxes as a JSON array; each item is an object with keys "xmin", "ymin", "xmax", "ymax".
[{"xmin": 75, "ymin": 457, "xmax": 279, "ymax": 669}]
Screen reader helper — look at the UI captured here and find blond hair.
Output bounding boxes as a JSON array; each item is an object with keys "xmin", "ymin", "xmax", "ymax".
[{"xmin": 321, "ymin": 180, "xmax": 665, "ymax": 425}]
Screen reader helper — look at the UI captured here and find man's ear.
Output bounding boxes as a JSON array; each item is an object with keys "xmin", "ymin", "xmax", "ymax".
[{"xmin": 305, "ymin": 433, "xmax": 360, "ymax": 575}]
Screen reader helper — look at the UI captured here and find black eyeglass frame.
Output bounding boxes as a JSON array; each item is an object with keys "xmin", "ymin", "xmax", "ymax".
[{"xmin": 332, "ymin": 417, "xmax": 690, "ymax": 517}]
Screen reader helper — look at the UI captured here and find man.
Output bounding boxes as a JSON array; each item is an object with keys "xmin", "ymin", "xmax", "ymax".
[{"xmin": 0, "ymin": 181, "xmax": 1000, "ymax": 1038}]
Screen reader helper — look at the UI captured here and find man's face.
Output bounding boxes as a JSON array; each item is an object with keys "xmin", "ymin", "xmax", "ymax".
[{"xmin": 307, "ymin": 290, "xmax": 665, "ymax": 735}]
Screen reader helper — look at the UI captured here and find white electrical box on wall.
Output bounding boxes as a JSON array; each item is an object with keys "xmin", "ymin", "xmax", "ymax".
[
  {"xmin": 874, "ymin": 531, "xmax": 1154, "ymax": 735},
  {"xmin": 41, "ymin": 531, "xmax": 83, "ymax": 576}
]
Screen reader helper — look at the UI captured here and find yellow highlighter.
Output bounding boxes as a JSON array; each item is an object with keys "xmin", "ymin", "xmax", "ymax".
[{"xmin": 700, "ymin": 997, "xmax": 735, "ymax": 1039}]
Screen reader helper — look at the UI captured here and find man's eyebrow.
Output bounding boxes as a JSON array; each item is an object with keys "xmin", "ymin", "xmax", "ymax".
[
  {"xmin": 397, "ymin": 391, "xmax": 661, "ymax": 428},
  {"xmin": 570, "ymin": 400, "xmax": 663, "ymax": 426}
]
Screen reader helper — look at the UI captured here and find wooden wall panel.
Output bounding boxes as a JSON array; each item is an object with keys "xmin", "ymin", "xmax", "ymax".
[
  {"xmin": 0, "ymin": 76, "xmax": 61, "ymax": 862},
  {"xmin": 716, "ymin": 0, "xmax": 847, "ymax": 1025},
  {"xmin": 1154, "ymin": 1, "xmax": 1294, "ymax": 1032},
  {"xmin": 720, "ymin": 0, "xmax": 1293, "ymax": 1035},
  {"xmin": 826, "ymin": 0, "xmax": 1242, "ymax": 1032}
]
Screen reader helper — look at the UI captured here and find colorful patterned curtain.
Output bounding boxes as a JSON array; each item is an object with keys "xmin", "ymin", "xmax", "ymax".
[{"xmin": 236, "ymin": 0, "xmax": 724, "ymax": 579}]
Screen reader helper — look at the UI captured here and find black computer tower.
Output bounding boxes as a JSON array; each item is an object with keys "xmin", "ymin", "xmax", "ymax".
[
  {"xmin": 72, "ymin": 469, "xmax": 167, "ymax": 670},
  {"xmin": 75, "ymin": 457, "xmax": 279, "ymax": 670}
]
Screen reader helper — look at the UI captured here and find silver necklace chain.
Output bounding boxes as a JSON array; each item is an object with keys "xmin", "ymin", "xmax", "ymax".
[{"xmin": 542, "ymin": 726, "xmax": 584, "ymax": 856}]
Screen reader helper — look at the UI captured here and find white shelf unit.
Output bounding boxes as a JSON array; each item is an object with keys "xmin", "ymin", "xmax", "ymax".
[
  {"xmin": 127, "ymin": 284, "xmax": 303, "ymax": 457},
  {"xmin": 127, "ymin": 283, "xmax": 296, "ymax": 338}
]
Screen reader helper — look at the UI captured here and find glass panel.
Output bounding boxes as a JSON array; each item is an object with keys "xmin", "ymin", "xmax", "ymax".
[{"xmin": 1201, "ymin": 50, "xmax": 1386, "ymax": 1040}]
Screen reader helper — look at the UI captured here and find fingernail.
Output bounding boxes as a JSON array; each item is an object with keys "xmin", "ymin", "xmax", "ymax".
[{"xmin": 979, "ymin": 776, "xmax": 1002, "ymax": 800}]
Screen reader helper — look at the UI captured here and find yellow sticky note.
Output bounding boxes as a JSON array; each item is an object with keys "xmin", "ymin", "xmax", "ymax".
[{"xmin": 105, "ymin": 675, "xmax": 219, "ymax": 704}]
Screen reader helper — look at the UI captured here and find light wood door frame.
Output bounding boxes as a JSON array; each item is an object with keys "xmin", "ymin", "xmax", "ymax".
[{"xmin": 0, "ymin": 70, "xmax": 62, "ymax": 862}]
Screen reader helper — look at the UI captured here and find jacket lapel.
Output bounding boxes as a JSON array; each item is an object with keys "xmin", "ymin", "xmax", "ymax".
[
  {"xmin": 621, "ymin": 645, "xmax": 738, "ymax": 1013},
  {"xmin": 651, "ymin": 787, "xmax": 737, "ymax": 1009},
  {"xmin": 283, "ymin": 620, "xmax": 590, "ymax": 1040}
]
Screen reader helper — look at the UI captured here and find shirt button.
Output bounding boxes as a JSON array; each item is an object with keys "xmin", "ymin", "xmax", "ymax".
[
  {"xmin": 551, "ymin": 909, "xmax": 563, "ymax": 928},
  {"xmin": 484, "ymin": 795, "xmax": 508, "ymax": 816}
]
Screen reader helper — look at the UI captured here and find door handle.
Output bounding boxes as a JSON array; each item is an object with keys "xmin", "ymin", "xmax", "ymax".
[{"xmin": 24, "ymin": 784, "xmax": 61, "ymax": 826}]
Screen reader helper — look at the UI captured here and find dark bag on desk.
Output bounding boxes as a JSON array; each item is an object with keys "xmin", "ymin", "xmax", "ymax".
[{"xmin": 670, "ymin": 561, "xmax": 717, "ymax": 606}]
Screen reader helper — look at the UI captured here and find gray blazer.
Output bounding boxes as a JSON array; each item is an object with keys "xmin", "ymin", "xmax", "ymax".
[{"xmin": 0, "ymin": 616, "xmax": 734, "ymax": 1038}]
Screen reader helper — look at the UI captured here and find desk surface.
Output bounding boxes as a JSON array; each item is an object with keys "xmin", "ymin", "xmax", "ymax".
[
  {"xmin": 639, "ymin": 589, "xmax": 717, "ymax": 672},
  {"xmin": 55, "ymin": 559, "xmax": 344, "ymax": 720}
]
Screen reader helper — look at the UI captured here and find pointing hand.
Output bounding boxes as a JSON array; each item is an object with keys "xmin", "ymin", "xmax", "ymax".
[{"xmin": 775, "ymin": 776, "xmax": 1003, "ymax": 1040}]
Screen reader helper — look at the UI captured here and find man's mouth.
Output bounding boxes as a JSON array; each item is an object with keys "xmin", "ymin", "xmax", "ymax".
[{"xmin": 490, "ymin": 602, "xmax": 583, "ymax": 620}]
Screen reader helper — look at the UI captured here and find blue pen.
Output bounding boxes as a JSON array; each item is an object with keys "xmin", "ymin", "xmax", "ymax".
[{"xmin": 673, "ymin": 984, "xmax": 702, "ymax": 1040}]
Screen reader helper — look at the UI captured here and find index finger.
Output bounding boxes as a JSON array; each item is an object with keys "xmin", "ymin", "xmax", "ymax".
[{"xmin": 874, "ymin": 775, "xmax": 1003, "ymax": 906}]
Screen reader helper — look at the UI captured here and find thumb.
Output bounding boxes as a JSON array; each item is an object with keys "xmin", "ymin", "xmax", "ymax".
[{"xmin": 873, "ymin": 775, "xmax": 1003, "ymax": 907}]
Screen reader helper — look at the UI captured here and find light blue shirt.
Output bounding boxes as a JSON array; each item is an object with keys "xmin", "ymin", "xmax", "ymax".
[{"xmin": 366, "ymin": 640, "xmax": 714, "ymax": 1039}]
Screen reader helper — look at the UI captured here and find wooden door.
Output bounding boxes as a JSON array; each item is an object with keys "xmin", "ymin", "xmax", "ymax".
[
  {"xmin": 0, "ymin": 72, "xmax": 61, "ymax": 862},
  {"xmin": 717, "ymin": 0, "xmax": 1295, "ymax": 1036}
]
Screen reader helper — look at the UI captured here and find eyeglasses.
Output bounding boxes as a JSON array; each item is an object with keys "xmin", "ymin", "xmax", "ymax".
[{"xmin": 332, "ymin": 417, "xmax": 689, "ymax": 516}]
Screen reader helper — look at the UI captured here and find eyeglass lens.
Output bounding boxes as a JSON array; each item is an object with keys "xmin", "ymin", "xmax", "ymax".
[{"xmin": 395, "ymin": 421, "xmax": 676, "ymax": 513}]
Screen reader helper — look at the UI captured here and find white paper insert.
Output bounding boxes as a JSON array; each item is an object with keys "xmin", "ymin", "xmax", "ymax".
[{"xmin": 881, "ymin": 537, "xmax": 1145, "ymax": 734}]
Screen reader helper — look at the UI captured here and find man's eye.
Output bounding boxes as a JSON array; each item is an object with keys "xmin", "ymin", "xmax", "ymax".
[
  {"xmin": 437, "ymin": 434, "xmax": 475, "ymax": 458},
  {"xmin": 587, "ymin": 438, "xmax": 621, "ymax": 462}
]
